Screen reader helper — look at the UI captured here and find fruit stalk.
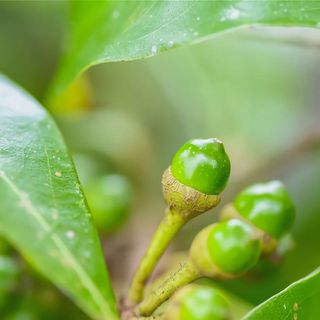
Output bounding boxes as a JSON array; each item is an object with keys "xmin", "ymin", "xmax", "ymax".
[
  {"xmin": 138, "ymin": 260, "xmax": 200, "ymax": 316},
  {"xmin": 129, "ymin": 208, "xmax": 186, "ymax": 303}
]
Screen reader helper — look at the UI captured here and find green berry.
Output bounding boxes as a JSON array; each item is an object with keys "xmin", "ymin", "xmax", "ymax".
[
  {"xmin": 85, "ymin": 174, "xmax": 132, "ymax": 234},
  {"xmin": 179, "ymin": 285, "xmax": 230, "ymax": 320},
  {"xmin": 207, "ymin": 219, "xmax": 260, "ymax": 274},
  {"xmin": 233, "ymin": 181, "xmax": 295, "ymax": 238},
  {"xmin": 171, "ymin": 138, "xmax": 231, "ymax": 195}
]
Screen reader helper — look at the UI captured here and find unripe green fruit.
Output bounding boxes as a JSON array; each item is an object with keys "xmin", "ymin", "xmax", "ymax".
[
  {"xmin": 139, "ymin": 220, "xmax": 261, "ymax": 316},
  {"xmin": 131, "ymin": 139, "xmax": 230, "ymax": 305},
  {"xmin": 85, "ymin": 174, "xmax": 132, "ymax": 234},
  {"xmin": 165, "ymin": 285, "xmax": 230, "ymax": 320},
  {"xmin": 191, "ymin": 220, "xmax": 260, "ymax": 277},
  {"xmin": 234, "ymin": 181, "xmax": 295, "ymax": 238},
  {"xmin": 208, "ymin": 220, "xmax": 260, "ymax": 274},
  {"xmin": 171, "ymin": 138, "xmax": 231, "ymax": 195}
]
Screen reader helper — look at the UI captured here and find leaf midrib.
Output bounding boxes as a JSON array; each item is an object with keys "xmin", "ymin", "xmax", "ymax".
[{"xmin": 0, "ymin": 169, "xmax": 113, "ymax": 320}]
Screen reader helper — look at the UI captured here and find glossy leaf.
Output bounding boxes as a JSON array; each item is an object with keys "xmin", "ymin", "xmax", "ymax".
[
  {"xmin": 0, "ymin": 75, "xmax": 118, "ymax": 320},
  {"xmin": 243, "ymin": 267, "xmax": 320, "ymax": 319},
  {"xmin": 50, "ymin": 1, "xmax": 320, "ymax": 97}
]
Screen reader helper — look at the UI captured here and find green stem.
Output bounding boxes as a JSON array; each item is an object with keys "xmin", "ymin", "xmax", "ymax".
[
  {"xmin": 138, "ymin": 260, "xmax": 200, "ymax": 316},
  {"xmin": 129, "ymin": 208, "xmax": 186, "ymax": 303}
]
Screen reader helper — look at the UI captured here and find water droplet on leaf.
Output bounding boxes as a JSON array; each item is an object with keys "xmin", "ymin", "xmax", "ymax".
[{"xmin": 66, "ymin": 230, "xmax": 75, "ymax": 239}]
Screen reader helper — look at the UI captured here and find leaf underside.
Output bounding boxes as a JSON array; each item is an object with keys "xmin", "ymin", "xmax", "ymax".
[{"xmin": 50, "ymin": 1, "xmax": 320, "ymax": 97}]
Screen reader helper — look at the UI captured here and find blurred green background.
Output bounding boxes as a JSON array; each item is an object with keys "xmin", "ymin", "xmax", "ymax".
[{"xmin": 0, "ymin": 2, "xmax": 320, "ymax": 319}]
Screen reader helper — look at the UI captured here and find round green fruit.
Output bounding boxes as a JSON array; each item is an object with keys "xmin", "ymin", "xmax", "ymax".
[
  {"xmin": 166, "ymin": 285, "xmax": 230, "ymax": 320},
  {"xmin": 233, "ymin": 181, "xmax": 295, "ymax": 238},
  {"xmin": 171, "ymin": 138, "xmax": 231, "ymax": 195},
  {"xmin": 85, "ymin": 174, "xmax": 132, "ymax": 234},
  {"xmin": 207, "ymin": 219, "xmax": 260, "ymax": 274}
]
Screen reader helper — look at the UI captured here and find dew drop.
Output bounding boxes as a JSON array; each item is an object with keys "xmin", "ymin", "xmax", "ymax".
[
  {"xmin": 151, "ymin": 45, "xmax": 158, "ymax": 55},
  {"xmin": 66, "ymin": 230, "xmax": 75, "ymax": 239},
  {"xmin": 112, "ymin": 10, "xmax": 120, "ymax": 19},
  {"xmin": 167, "ymin": 40, "xmax": 174, "ymax": 48},
  {"xmin": 225, "ymin": 7, "xmax": 240, "ymax": 20}
]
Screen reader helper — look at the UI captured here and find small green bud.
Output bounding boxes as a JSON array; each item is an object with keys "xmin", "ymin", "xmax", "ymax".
[
  {"xmin": 171, "ymin": 138, "xmax": 231, "ymax": 195},
  {"xmin": 190, "ymin": 220, "xmax": 260, "ymax": 277},
  {"xmin": 165, "ymin": 285, "xmax": 230, "ymax": 320},
  {"xmin": 85, "ymin": 174, "xmax": 132, "ymax": 234},
  {"xmin": 233, "ymin": 181, "xmax": 295, "ymax": 238}
]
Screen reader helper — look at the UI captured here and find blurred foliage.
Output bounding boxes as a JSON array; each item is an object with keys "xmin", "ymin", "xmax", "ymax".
[
  {"xmin": 49, "ymin": 74, "xmax": 94, "ymax": 115},
  {"xmin": 85, "ymin": 174, "xmax": 132, "ymax": 234},
  {"xmin": 0, "ymin": 1, "xmax": 320, "ymax": 319},
  {"xmin": 50, "ymin": 1, "xmax": 320, "ymax": 97},
  {"xmin": 0, "ymin": 2, "xmax": 66, "ymax": 98}
]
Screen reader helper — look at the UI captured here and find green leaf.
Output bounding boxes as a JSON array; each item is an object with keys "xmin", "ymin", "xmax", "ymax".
[
  {"xmin": 0, "ymin": 75, "xmax": 119, "ymax": 320},
  {"xmin": 243, "ymin": 267, "xmax": 320, "ymax": 319},
  {"xmin": 50, "ymin": 1, "xmax": 320, "ymax": 98}
]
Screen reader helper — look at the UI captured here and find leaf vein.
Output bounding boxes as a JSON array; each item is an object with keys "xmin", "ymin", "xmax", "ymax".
[{"xmin": 0, "ymin": 169, "xmax": 111, "ymax": 319}]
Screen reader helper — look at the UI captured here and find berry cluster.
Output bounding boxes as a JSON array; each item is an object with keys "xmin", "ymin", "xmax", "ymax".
[{"xmin": 128, "ymin": 138, "xmax": 295, "ymax": 319}]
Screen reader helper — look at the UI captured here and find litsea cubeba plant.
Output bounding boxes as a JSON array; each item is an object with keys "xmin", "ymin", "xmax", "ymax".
[
  {"xmin": 128, "ymin": 138, "xmax": 231, "ymax": 303},
  {"xmin": 137, "ymin": 219, "xmax": 261, "ymax": 316},
  {"xmin": 1, "ymin": 73, "xmax": 318, "ymax": 320},
  {"xmin": 134, "ymin": 181, "xmax": 298, "ymax": 317}
]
